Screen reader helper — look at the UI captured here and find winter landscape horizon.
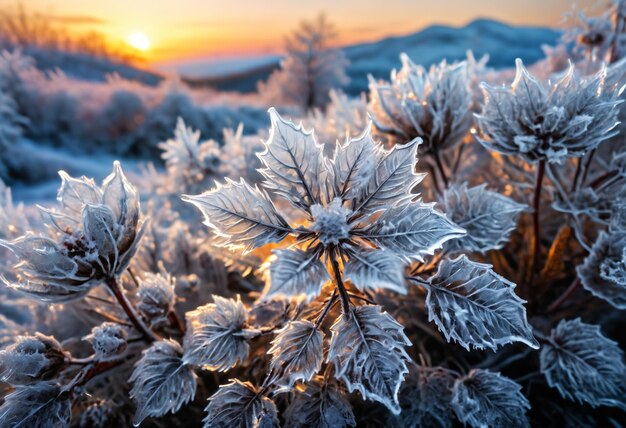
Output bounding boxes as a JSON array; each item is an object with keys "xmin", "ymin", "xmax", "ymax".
[{"xmin": 0, "ymin": 1, "xmax": 625, "ymax": 427}]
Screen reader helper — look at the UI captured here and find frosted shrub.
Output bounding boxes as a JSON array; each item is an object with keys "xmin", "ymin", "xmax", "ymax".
[{"xmin": 0, "ymin": 1, "xmax": 625, "ymax": 426}]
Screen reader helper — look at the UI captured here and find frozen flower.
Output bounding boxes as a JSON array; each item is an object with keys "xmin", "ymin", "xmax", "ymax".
[
  {"xmin": 368, "ymin": 54, "xmax": 473, "ymax": 152},
  {"xmin": 476, "ymin": 59, "xmax": 623, "ymax": 163},
  {"xmin": 184, "ymin": 108, "xmax": 464, "ymax": 301},
  {"xmin": 137, "ymin": 271, "xmax": 175, "ymax": 328},
  {"xmin": 85, "ymin": 322, "xmax": 128, "ymax": 360},
  {"xmin": 0, "ymin": 333, "xmax": 68, "ymax": 384},
  {"xmin": 0, "ymin": 161, "xmax": 146, "ymax": 301}
]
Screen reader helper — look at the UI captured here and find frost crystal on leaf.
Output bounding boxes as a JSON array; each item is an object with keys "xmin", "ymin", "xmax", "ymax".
[
  {"xmin": 577, "ymin": 231, "xmax": 626, "ymax": 309},
  {"xmin": 182, "ymin": 178, "xmax": 291, "ymax": 254},
  {"xmin": 264, "ymin": 249, "xmax": 330, "ymax": 302},
  {"xmin": 183, "ymin": 295, "xmax": 253, "ymax": 371},
  {"xmin": 204, "ymin": 379, "xmax": 279, "ymax": 428},
  {"xmin": 540, "ymin": 318, "xmax": 626, "ymax": 410},
  {"xmin": 451, "ymin": 369, "xmax": 530, "ymax": 428},
  {"xmin": 343, "ymin": 249, "xmax": 407, "ymax": 294},
  {"xmin": 0, "ymin": 382, "xmax": 71, "ymax": 428},
  {"xmin": 331, "ymin": 123, "xmax": 377, "ymax": 198},
  {"xmin": 284, "ymin": 377, "xmax": 356, "ymax": 428},
  {"xmin": 326, "ymin": 305, "xmax": 411, "ymax": 415},
  {"xmin": 476, "ymin": 59, "xmax": 623, "ymax": 163},
  {"xmin": 426, "ymin": 255, "xmax": 538, "ymax": 351},
  {"xmin": 129, "ymin": 339, "xmax": 197, "ymax": 426},
  {"xmin": 361, "ymin": 202, "xmax": 465, "ymax": 262},
  {"xmin": 356, "ymin": 138, "xmax": 425, "ymax": 215},
  {"xmin": 258, "ymin": 108, "xmax": 328, "ymax": 208},
  {"xmin": 268, "ymin": 320, "xmax": 323, "ymax": 389},
  {"xmin": 0, "ymin": 333, "xmax": 68, "ymax": 384},
  {"xmin": 368, "ymin": 54, "xmax": 473, "ymax": 152},
  {"xmin": 84, "ymin": 322, "xmax": 128, "ymax": 361},
  {"xmin": 0, "ymin": 162, "xmax": 145, "ymax": 301},
  {"xmin": 442, "ymin": 183, "xmax": 527, "ymax": 253},
  {"xmin": 391, "ymin": 366, "xmax": 456, "ymax": 428}
]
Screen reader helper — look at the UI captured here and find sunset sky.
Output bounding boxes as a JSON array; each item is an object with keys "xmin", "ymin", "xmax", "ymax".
[{"xmin": 8, "ymin": 0, "xmax": 597, "ymax": 64}]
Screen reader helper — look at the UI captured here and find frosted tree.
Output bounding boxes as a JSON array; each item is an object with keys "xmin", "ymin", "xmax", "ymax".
[{"xmin": 260, "ymin": 14, "xmax": 349, "ymax": 111}]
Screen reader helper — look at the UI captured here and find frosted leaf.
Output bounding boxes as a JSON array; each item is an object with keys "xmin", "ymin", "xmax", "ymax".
[
  {"xmin": 101, "ymin": 161, "xmax": 140, "ymax": 237},
  {"xmin": 332, "ymin": 123, "xmax": 377, "ymax": 198},
  {"xmin": 82, "ymin": 204, "xmax": 119, "ymax": 271},
  {"xmin": 390, "ymin": 366, "xmax": 456, "ymax": 428},
  {"xmin": 451, "ymin": 369, "xmax": 530, "ymax": 428},
  {"xmin": 357, "ymin": 139, "xmax": 425, "ymax": 215},
  {"xmin": 129, "ymin": 339, "xmax": 197, "ymax": 426},
  {"xmin": 137, "ymin": 271, "xmax": 175, "ymax": 328},
  {"xmin": 368, "ymin": 55, "xmax": 473, "ymax": 152},
  {"xmin": 284, "ymin": 377, "xmax": 356, "ymax": 428},
  {"xmin": 442, "ymin": 183, "xmax": 526, "ymax": 253},
  {"xmin": 343, "ymin": 249, "xmax": 406, "ymax": 294},
  {"xmin": 259, "ymin": 108, "xmax": 328, "ymax": 207},
  {"xmin": 540, "ymin": 318, "xmax": 626, "ymax": 410},
  {"xmin": 476, "ymin": 59, "xmax": 622, "ymax": 163},
  {"xmin": 264, "ymin": 249, "xmax": 330, "ymax": 302},
  {"xmin": 182, "ymin": 178, "xmax": 291, "ymax": 253},
  {"xmin": 426, "ymin": 255, "xmax": 538, "ymax": 351},
  {"xmin": 268, "ymin": 320, "xmax": 323, "ymax": 389},
  {"xmin": 0, "ymin": 333, "xmax": 68, "ymax": 384},
  {"xmin": 57, "ymin": 171, "xmax": 102, "ymax": 216},
  {"xmin": 577, "ymin": 231, "xmax": 626, "ymax": 309},
  {"xmin": 84, "ymin": 322, "xmax": 128, "ymax": 361},
  {"xmin": 203, "ymin": 379, "xmax": 279, "ymax": 428},
  {"xmin": 0, "ymin": 382, "xmax": 71, "ymax": 428},
  {"xmin": 361, "ymin": 202, "xmax": 465, "ymax": 261},
  {"xmin": 327, "ymin": 305, "xmax": 411, "ymax": 414},
  {"xmin": 183, "ymin": 295, "xmax": 252, "ymax": 371}
]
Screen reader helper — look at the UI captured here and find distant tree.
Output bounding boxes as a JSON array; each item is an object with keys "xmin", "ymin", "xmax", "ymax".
[{"xmin": 260, "ymin": 14, "xmax": 349, "ymax": 112}]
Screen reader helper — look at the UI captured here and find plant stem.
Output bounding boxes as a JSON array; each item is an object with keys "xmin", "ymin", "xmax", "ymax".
[
  {"xmin": 106, "ymin": 277, "xmax": 158, "ymax": 342},
  {"xmin": 329, "ymin": 249, "xmax": 351, "ymax": 316},
  {"xmin": 314, "ymin": 290, "xmax": 338, "ymax": 328},
  {"xmin": 547, "ymin": 277, "xmax": 581, "ymax": 313},
  {"xmin": 433, "ymin": 148, "xmax": 449, "ymax": 188},
  {"xmin": 529, "ymin": 160, "xmax": 546, "ymax": 286}
]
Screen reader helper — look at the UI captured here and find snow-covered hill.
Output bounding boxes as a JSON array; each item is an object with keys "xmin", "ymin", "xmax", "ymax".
[{"xmin": 164, "ymin": 18, "xmax": 560, "ymax": 94}]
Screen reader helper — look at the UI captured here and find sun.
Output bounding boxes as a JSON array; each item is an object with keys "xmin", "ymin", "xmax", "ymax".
[{"xmin": 127, "ymin": 32, "xmax": 151, "ymax": 51}]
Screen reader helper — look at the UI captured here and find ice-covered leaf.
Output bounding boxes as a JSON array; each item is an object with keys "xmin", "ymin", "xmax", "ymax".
[
  {"xmin": 57, "ymin": 171, "xmax": 102, "ymax": 215},
  {"xmin": 442, "ymin": 183, "xmax": 526, "ymax": 253},
  {"xmin": 268, "ymin": 320, "xmax": 323, "ymax": 389},
  {"xmin": 327, "ymin": 305, "xmax": 411, "ymax": 414},
  {"xmin": 284, "ymin": 377, "xmax": 356, "ymax": 428},
  {"xmin": 0, "ymin": 382, "xmax": 71, "ymax": 428},
  {"xmin": 264, "ymin": 249, "xmax": 330, "ymax": 302},
  {"xmin": 343, "ymin": 249, "xmax": 407, "ymax": 294},
  {"xmin": 577, "ymin": 231, "xmax": 626, "ymax": 309},
  {"xmin": 332, "ymin": 123, "xmax": 377, "ymax": 198},
  {"xmin": 361, "ymin": 202, "xmax": 465, "ymax": 261},
  {"xmin": 356, "ymin": 139, "xmax": 425, "ymax": 214},
  {"xmin": 540, "ymin": 318, "xmax": 626, "ymax": 410},
  {"xmin": 183, "ymin": 178, "xmax": 291, "ymax": 253},
  {"xmin": 203, "ymin": 379, "xmax": 278, "ymax": 428},
  {"xmin": 0, "ymin": 333, "xmax": 68, "ymax": 384},
  {"xmin": 425, "ymin": 255, "xmax": 538, "ymax": 351},
  {"xmin": 259, "ymin": 108, "xmax": 328, "ymax": 207},
  {"xmin": 129, "ymin": 340, "xmax": 197, "ymax": 426},
  {"xmin": 390, "ymin": 366, "xmax": 456, "ymax": 428},
  {"xmin": 183, "ymin": 295, "xmax": 252, "ymax": 371},
  {"xmin": 451, "ymin": 369, "xmax": 530, "ymax": 428}
]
